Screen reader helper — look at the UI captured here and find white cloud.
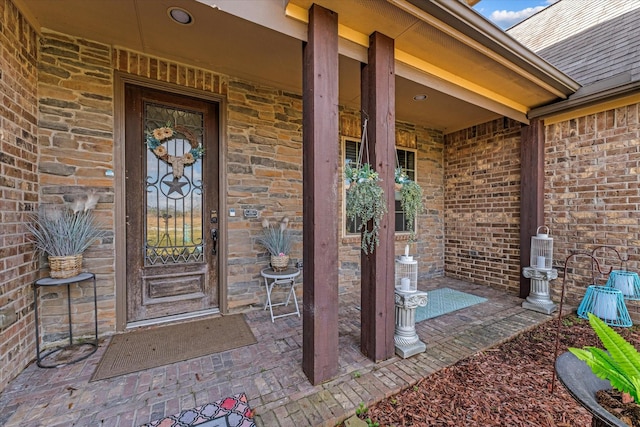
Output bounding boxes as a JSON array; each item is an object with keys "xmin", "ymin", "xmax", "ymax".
[
  {"xmin": 488, "ymin": 1, "xmax": 558, "ymax": 29},
  {"xmin": 490, "ymin": 6, "xmax": 544, "ymax": 28}
]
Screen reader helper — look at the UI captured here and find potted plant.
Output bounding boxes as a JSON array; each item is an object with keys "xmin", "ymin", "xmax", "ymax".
[
  {"xmin": 257, "ymin": 217, "xmax": 293, "ymax": 271},
  {"xmin": 26, "ymin": 192, "xmax": 106, "ymax": 279},
  {"xmin": 400, "ymin": 179, "xmax": 424, "ymax": 243},
  {"xmin": 394, "ymin": 167, "xmax": 425, "ymax": 243},
  {"xmin": 344, "ymin": 161, "xmax": 387, "ymax": 255},
  {"xmin": 556, "ymin": 312, "xmax": 640, "ymax": 426}
]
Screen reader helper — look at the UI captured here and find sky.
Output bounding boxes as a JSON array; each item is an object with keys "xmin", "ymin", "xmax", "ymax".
[{"xmin": 473, "ymin": 0, "xmax": 559, "ymax": 29}]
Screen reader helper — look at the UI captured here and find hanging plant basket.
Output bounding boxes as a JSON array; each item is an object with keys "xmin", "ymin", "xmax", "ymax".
[
  {"xmin": 346, "ymin": 175, "xmax": 387, "ymax": 255},
  {"xmin": 344, "ymin": 118, "xmax": 387, "ymax": 255},
  {"xmin": 399, "ymin": 178, "xmax": 425, "ymax": 243},
  {"xmin": 394, "ymin": 167, "xmax": 409, "ymax": 188}
]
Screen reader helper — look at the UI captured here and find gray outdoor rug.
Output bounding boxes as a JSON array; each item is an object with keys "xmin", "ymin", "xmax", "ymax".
[
  {"xmin": 416, "ymin": 287, "xmax": 487, "ymax": 322},
  {"xmin": 91, "ymin": 314, "xmax": 256, "ymax": 381}
]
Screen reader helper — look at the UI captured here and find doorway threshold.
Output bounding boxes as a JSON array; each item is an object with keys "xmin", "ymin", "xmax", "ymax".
[{"xmin": 126, "ymin": 308, "xmax": 221, "ymax": 330}]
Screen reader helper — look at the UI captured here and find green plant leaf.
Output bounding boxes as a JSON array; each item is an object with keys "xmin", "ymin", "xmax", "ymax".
[
  {"xmin": 568, "ymin": 312, "xmax": 640, "ymax": 402},
  {"xmin": 590, "ymin": 313, "xmax": 640, "ymax": 378},
  {"xmin": 570, "ymin": 346, "xmax": 634, "ymax": 397}
]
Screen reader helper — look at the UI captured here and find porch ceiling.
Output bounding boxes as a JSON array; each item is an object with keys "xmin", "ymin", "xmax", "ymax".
[{"xmin": 16, "ymin": 0, "xmax": 578, "ymax": 133}]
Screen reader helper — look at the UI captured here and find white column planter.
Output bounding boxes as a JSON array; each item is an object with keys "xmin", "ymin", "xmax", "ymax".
[
  {"xmin": 394, "ymin": 289, "xmax": 428, "ymax": 359},
  {"xmin": 522, "ymin": 267, "xmax": 558, "ymax": 315}
]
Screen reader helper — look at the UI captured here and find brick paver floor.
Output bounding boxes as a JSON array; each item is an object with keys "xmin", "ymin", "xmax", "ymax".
[{"xmin": 0, "ymin": 277, "xmax": 554, "ymax": 426}]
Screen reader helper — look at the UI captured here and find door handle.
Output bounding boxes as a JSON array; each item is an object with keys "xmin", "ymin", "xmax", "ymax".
[{"xmin": 211, "ymin": 229, "xmax": 218, "ymax": 255}]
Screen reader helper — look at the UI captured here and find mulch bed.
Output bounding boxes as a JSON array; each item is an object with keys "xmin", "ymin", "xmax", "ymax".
[
  {"xmin": 350, "ymin": 314, "xmax": 640, "ymax": 426},
  {"xmin": 596, "ymin": 390, "xmax": 640, "ymax": 426}
]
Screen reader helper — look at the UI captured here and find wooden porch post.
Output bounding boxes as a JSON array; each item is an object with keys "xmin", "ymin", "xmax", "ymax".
[
  {"xmin": 519, "ymin": 118, "xmax": 545, "ymax": 298},
  {"xmin": 301, "ymin": 4, "xmax": 339, "ymax": 385},
  {"xmin": 360, "ymin": 32, "xmax": 396, "ymax": 361}
]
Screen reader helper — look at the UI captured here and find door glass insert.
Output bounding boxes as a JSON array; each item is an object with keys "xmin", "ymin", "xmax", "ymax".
[{"xmin": 144, "ymin": 102, "xmax": 204, "ymax": 265}]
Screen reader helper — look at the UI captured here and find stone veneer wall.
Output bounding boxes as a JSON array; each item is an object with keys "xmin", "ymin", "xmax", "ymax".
[
  {"xmin": 33, "ymin": 33, "xmax": 306, "ymax": 341},
  {"xmin": 399, "ymin": 122, "xmax": 446, "ymax": 278},
  {"xmin": 0, "ymin": 0, "xmax": 39, "ymax": 393},
  {"xmin": 444, "ymin": 118, "xmax": 523, "ymax": 294},
  {"xmin": 115, "ymin": 55, "xmax": 304, "ymax": 310},
  {"xmin": 1, "ymin": 23, "xmax": 447, "ymax": 393},
  {"xmin": 114, "ymin": 50, "xmax": 446, "ymax": 306},
  {"xmin": 545, "ymin": 104, "xmax": 640, "ymax": 310},
  {"xmin": 35, "ymin": 31, "xmax": 115, "ymax": 348},
  {"xmin": 223, "ymin": 78, "xmax": 304, "ymax": 309}
]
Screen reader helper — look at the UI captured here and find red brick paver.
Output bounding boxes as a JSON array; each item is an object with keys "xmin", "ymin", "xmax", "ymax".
[{"xmin": 0, "ymin": 277, "xmax": 553, "ymax": 426}]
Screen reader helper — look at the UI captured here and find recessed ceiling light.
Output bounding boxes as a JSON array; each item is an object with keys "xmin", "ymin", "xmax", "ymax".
[
  {"xmin": 168, "ymin": 7, "xmax": 193, "ymax": 25},
  {"xmin": 413, "ymin": 94, "xmax": 428, "ymax": 101}
]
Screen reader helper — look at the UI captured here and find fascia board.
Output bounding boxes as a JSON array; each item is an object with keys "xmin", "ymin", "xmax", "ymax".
[{"xmin": 398, "ymin": 0, "xmax": 580, "ymax": 96}]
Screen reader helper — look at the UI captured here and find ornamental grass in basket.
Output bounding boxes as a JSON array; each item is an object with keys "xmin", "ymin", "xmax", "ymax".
[
  {"xmin": 26, "ymin": 193, "xmax": 107, "ymax": 278},
  {"xmin": 257, "ymin": 217, "xmax": 293, "ymax": 271}
]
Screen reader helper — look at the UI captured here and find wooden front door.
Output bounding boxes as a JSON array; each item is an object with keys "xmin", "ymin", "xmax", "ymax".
[{"xmin": 124, "ymin": 84, "xmax": 219, "ymax": 323}]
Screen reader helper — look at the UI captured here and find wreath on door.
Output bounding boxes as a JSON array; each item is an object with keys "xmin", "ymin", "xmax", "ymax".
[{"xmin": 145, "ymin": 123, "xmax": 204, "ymax": 178}]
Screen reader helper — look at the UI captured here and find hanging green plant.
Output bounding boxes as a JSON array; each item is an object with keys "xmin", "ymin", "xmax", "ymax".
[
  {"xmin": 398, "ymin": 172, "xmax": 425, "ymax": 243},
  {"xmin": 345, "ymin": 166, "xmax": 387, "ymax": 254},
  {"xmin": 344, "ymin": 115, "xmax": 388, "ymax": 254},
  {"xmin": 345, "ymin": 161, "xmax": 379, "ymax": 188}
]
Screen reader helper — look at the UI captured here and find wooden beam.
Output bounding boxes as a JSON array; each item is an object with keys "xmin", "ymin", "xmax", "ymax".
[
  {"xmin": 519, "ymin": 118, "xmax": 545, "ymax": 298},
  {"xmin": 302, "ymin": 4, "xmax": 339, "ymax": 385},
  {"xmin": 360, "ymin": 32, "xmax": 396, "ymax": 361}
]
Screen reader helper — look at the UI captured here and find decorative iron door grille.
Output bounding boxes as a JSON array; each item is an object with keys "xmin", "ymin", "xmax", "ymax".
[
  {"xmin": 144, "ymin": 103, "xmax": 205, "ymax": 266},
  {"xmin": 124, "ymin": 83, "xmax": 220, "ymax": 323}
]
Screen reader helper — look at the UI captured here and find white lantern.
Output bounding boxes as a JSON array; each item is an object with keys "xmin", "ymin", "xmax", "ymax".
[
  {"xmin": 530, "ymin": 226, "xmax": 553, "ymax": 271},
  {"xmin": 395, "ymin": 252, "xmax": 418, "ymax": 293}
]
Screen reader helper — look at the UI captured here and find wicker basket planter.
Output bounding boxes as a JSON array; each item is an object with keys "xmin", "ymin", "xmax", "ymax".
[
  {"xmin": 258, "ymin": 217, "xmax": 293, "ymax": 272},
  {"xmin": 48, "ymin": 254, "xmax": 83, "ymax": 279},
  {"xmin": 270, "ymin": 255, "xmax": 289, "ymax": 272},
  {"xmin": 25, "ymin": 199, "xmax": 106, "ymax": 280}
]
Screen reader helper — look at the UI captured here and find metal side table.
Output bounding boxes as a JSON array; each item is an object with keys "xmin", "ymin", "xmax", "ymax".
[
  {"xmin": 260, "ymin": 267, "xmax": 301, "ymax": 322},
  {"xmin": 33, "ymin": 272, "xmax": 98, "ymax": 368}
]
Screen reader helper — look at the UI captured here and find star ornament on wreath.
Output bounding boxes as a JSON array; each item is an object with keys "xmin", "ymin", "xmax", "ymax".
[{"xmin": 145, "ymin": 123, "xmax": 204, "ymax": 178}]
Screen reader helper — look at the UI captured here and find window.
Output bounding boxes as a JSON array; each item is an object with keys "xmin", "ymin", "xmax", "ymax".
[{"xmin": 343, "ymin": 137, "xmax": 417, "ymax": 235}]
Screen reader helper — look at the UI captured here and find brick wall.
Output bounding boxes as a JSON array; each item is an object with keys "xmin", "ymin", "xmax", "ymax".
[
  {"xmin": 0, "ymin": 0, "xmax": 39, "ymax": 393},
  {"xmin": 443, "ymin": 108, "xmax": 640, "ymax": 310},
  {"xmin": 444, "ymin": 119, "xmax": 523, "ymax": 294},
  {"xmin": 545, "ymin": 105, "xmax": 640, "ymax": 309}
]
